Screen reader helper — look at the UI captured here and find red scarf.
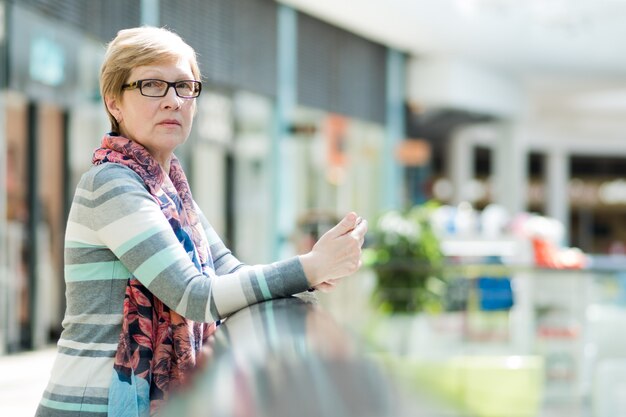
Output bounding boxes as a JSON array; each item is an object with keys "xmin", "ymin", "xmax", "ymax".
[{"xmin": 93, "ymin": 134, "xmax": 216, "ymax": 415}]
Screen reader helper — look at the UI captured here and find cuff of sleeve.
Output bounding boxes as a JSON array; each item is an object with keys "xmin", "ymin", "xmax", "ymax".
[{"xmin": 268, "ymin": 257, "xmax": 310, "ymax": 297}]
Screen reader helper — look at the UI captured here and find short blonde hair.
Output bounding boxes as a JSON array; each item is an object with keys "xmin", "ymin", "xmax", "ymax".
[{"xmin": 100, "ymin": 26, "xmax": 201, "ymax": 133}]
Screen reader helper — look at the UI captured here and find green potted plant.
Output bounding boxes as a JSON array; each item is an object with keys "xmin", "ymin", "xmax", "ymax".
[{"xmin": 364, "ymin": 201, "xmax": 446, "ymax": 314}]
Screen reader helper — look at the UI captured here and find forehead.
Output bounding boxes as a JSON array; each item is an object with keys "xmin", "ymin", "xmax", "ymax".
[{"xmin": 130, "ymin": 59, "xmax": 195, "ymax": 80}]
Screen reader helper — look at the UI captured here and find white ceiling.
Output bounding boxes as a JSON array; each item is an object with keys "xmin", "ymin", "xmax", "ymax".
[{"xmin": 279, "ymin": 0, "xmax": 626, "ymax": 111}]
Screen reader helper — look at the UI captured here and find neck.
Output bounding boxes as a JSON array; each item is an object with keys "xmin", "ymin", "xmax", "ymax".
[
  {"xmin": 147, "ymin": 148, "xmax": 172, "ymax": 174},
  {"xmin": 159, "ymin": 160, "xmax": 171, "ymax": 177}
]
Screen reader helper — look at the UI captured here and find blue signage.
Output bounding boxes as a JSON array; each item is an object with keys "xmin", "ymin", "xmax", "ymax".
[{"xmin": 29, "ymin": 36, "xmax": 65, "ymax": 87}]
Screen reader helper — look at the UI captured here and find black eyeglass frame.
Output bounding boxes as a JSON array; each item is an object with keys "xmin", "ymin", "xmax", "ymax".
[{"xmin": 122, "ymin": 79, "xmax": 202, "ymax": 98}]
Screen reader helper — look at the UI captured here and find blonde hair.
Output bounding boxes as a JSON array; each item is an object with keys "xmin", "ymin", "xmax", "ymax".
[{"xmin": 100, "ymin": 26, "xmax": 201, "ymax": 133}]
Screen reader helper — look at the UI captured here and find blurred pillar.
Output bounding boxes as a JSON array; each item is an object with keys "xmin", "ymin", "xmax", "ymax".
[
  {"xmin": 26, "ymin": 101, "xmax": 39, "ymax": 349},
  {"xmin": 449, "ymin": 127, "xmax": 474, "ymax": 204},
  {"xmin": 0, "ymin": 93, "xmax": 6, "ymax": 353},
  {"xmin": 140, "ymin": 0, "xmax": 159, "ymax": 26},
  {"xmin": 546, "ymin": 148, "xmax": 570, "ymax": 244},
  {"xmin": 493, "ymin": 122, "xmax": 528, "ymax": 216},
  {"xmin": 384, "ymin": 49, "xmax": 405, "ymax": 210},
  {"xmin": 0, "ymin": 2, "xmax": 7, "ymax": 352},
  {"xmin": 272, "ymin": 5, "xmax": 297, "ymax": 260}
]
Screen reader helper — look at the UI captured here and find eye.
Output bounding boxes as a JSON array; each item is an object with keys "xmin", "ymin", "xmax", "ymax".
[
  {"xmin": 142, "ymin": 79, "xmax": 165, "ymax": 89},
  {"xmin": 176, "ymin": 81, "xmax": 194, "ymax": 91}
]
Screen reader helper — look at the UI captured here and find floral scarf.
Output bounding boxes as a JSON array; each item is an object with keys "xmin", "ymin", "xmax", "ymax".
[{"xmin": 93, "ymin": 134, "xmax": 216, "ymax": 416}]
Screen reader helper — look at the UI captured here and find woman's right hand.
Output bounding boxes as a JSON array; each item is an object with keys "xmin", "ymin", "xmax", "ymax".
[{"xmin": 299, "ymin": 212, "xmax": 368, "ymax": 290}]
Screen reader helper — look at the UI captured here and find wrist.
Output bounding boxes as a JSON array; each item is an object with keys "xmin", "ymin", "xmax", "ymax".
[{"xmin": 298, "ymin": 252, "xmax": 320, "ymax": 287}]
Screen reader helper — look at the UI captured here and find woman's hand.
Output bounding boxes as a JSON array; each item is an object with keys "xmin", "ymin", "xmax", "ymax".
[{"xmin": 299, "ymin": 212, "xmax": 368, "ymax": 290}]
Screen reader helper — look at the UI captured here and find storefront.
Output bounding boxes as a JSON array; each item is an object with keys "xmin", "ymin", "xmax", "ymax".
[
  {"xmin": 0, "ymin": 3, "xmax": 105, "ymax": 352},
  {"xmin": 169, "ymin": 3, "xmax": 393, "ymax": 263},
  {"xmin": 431, "ymin": 138, "xmax": 626, "ymax": 254}
]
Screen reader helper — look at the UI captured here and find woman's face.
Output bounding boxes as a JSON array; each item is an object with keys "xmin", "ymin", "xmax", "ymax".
[{"xmin": 106, "ymin": 59, "xmax": 197, "ymax": 166}]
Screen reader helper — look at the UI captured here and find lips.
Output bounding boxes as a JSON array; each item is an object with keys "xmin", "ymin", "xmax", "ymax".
[{"xmin": 158, "ymin": 119, "xmax": 181, "ymax": 126}]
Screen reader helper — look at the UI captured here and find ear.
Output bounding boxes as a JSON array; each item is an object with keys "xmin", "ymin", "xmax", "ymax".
[{"xmin": 105, "ymin": 95, "xmax": 122, "ymax": 124}]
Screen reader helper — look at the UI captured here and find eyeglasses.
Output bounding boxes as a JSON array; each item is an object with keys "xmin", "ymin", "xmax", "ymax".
[{"xmin": 122, "ymin": 79, "xmax": 202, "ymax": 98}]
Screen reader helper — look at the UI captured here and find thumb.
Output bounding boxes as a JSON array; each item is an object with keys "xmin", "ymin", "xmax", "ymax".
[{"xmin": 326, "ymin": 212, "xmax": 358, "ymax": 238}]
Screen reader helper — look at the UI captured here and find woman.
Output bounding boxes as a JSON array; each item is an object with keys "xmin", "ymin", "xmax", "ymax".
[{"xmin": 36, "ymin": 26, "xmax": 367, "ymax": 417}]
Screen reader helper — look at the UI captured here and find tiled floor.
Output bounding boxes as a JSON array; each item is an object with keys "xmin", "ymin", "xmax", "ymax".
[{"xmin": 0, "ymin": 346, "xmax": 56, "ymax": 417}]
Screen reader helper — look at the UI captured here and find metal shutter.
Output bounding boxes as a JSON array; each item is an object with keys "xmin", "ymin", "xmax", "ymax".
[
  {"xmin": 18, "ymin": 0, "xmax": 141, "ymax": 42},
  {"xmin": 160, "ymin": 0, "xmax": 277, "ymax": 97},
  {"xmin": 297, "ymin": 12, "xmax": 387, "ymax": 124}
]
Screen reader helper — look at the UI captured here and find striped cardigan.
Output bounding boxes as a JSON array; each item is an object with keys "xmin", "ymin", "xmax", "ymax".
[{"xmin": 36, "ymin": 163, "xmax": 309, "ymax": 416}]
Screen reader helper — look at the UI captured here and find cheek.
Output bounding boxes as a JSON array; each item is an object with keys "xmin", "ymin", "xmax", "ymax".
[
  {"xmin": 184, "ymin": 105, "xmax": 196, "ymax": 124},
  {"xmin": 136, "ymin": 106, "xmax": 159, "ymax": 129},
  {"xmin": 122, "ymin": 100, "xmax": 146, "ymax": 122},
  {"xmin": 187, "ymin": 101, "xmax": 197, "ymax": 116}
]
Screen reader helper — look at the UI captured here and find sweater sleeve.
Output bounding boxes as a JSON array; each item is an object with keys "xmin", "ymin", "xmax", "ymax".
[
  {"xmin": 194, "ymin": 204, "xmax": 285, "ymax": 277},
  {"xmin": 86, "ymin": 164, "xmax": 310, "ymax": 322}
]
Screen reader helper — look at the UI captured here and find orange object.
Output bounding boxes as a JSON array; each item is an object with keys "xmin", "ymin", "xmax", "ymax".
[{"xmin": 531, "ymin": 237, "xmax": 586, "ymax": 269}]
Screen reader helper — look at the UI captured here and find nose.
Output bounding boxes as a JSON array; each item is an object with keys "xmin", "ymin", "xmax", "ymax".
[{"xmin": 161, "ymin": 85, "xmax": 183, "ymax": 109}]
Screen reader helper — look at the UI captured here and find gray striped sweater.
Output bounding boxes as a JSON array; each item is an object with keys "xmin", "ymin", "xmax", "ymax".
[{"xmin": 35, "ymin": 163, "xmax": 309, "ymax": 416}]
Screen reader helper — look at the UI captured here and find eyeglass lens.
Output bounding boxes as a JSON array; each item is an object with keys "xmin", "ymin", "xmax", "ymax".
[{"xmin": 140, "ymin": 79, "xmax": 200, "ymax": 97}]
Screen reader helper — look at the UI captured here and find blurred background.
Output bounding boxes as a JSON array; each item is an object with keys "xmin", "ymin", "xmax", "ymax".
[{"xmin": 1, "ymin": 0, "xmax": 626, "ymax": 416}]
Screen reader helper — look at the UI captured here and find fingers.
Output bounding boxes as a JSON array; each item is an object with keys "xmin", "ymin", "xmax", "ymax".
[
  {"xmin": 326, "ymin": 212, "xmax": 358, "ymax": 239},
  {"xmin": 314, "ymin": 279, "xmax": 339, "ymax": 293},
  {"xmin": 350, "ymin": 217, "xmax": 368, "ymax": 241},
  {"xmin": 340, "ymin": 215, "xmax": 367, "ymax": 267}
]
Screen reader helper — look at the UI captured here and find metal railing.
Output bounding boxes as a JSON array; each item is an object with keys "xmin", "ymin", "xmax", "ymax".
[{"xmin": 161, "ymin": 294, "xmax": 423, "ymax": 417}]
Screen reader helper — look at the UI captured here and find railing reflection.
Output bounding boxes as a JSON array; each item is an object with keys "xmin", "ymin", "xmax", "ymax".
[{"xmin": 161, "ymin": 294, "xmax": 420, "ymax": 417}]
